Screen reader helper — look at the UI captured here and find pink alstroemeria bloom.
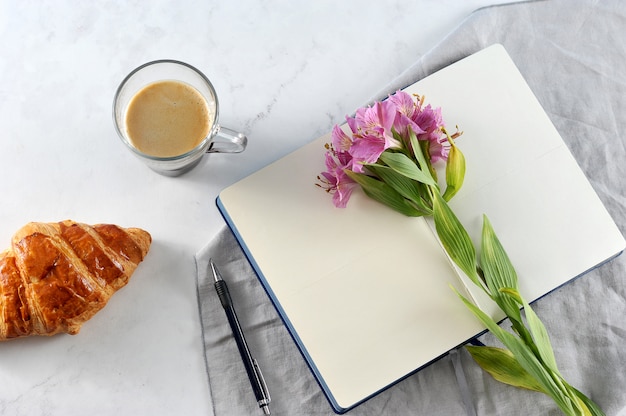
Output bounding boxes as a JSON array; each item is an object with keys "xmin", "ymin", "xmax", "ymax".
[
  {"xmin": 320, "ymin": 151, "xmax": 357, "ymax": 208},
  {"xmin": 409, "ymin": 102, "xmax": 449, "ymax": 162},
  {"xmin": 318, "ymin": 127, "xmax": 358, "ymax": 208},
  {"xmin": 388, "ymin": 91, "xmax": 425, "ymax": 139},
  {"xmin": 331, "ymin": 124, "xmax": 352, "ymax": 153},
  {"xmin": 346, "ymin": 100, "xmax": 401, "ymax": 172}
]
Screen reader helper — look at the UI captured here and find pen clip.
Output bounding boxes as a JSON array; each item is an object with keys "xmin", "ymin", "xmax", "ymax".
[{"xmin": 252, "ymin": 358, "xmax": 271, "ymax": 406}]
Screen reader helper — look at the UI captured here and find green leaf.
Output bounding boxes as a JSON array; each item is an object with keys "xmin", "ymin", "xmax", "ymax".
[
  {"xmin": 480, "ymin": 218, "xmax": 542, "ymax": 354},
  {"xmin": 442, "ymin": 138, "xmax": 466, "ymax": 201},
  {"xmin": 466, "ymin": 346, "xmax": 545, "ymax": 393},
  {"xmin": 421, "ymin": 140, "xmax": 440, "ymax": 182},
  {"xmin": 408, "ymin": 130, "xmax": 432, "ymax": 176},
  {"xmin": 365, "ymin": 164, "xmax": 432, "ymax": 215},
  {"xmin": 495, "ymin": 288, "xmax": 537, "ymax": 356},
  {"xmin": 569, "ymin": 385, "xmax": 606, "ymax": 416},
  {"xmin": 504, "ymin": 288, "xmax": 560, "ymax": 375},
  {"xmin": 379, "ymin": 151, "xmax": 437, "ymax": 187},
  {"xmin": 453, "ymin": 288, "xmax": 577, "ymax": 415},
  {"xmin": 432, "ymin": 192, "xmax": 484, "ymax": 289},
  {"xmin": 344, "ymin": 170, "xmax": 424, "ymax": 217},
  {"xmin": 480, "ymin": 216, "xmax": 523, "ymax": 320},
  {"xmin": 480, "ymin": 215, "xmax": 519, "ymax": 291}
]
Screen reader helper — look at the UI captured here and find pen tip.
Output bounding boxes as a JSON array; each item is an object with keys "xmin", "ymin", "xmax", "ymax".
[{"xmin": 209, "ymin": 259, "xmax": 221, "ymax": 282}]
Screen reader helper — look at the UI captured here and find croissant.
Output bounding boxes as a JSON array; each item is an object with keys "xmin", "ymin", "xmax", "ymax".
[{"xmin": 0, "ymin": 220, "xmax": 151, "ymax": 341}]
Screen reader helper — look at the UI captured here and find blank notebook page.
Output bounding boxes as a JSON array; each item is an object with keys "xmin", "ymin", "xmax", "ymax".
[{"xmin": 217, "ymin": 44, "xmax": 625, "ymax": 411}]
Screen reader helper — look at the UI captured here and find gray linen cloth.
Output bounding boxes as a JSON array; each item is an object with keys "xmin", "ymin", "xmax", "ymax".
[{"xmin": 196, "ymin": 0, "xmax": 626, "ymax": 414}]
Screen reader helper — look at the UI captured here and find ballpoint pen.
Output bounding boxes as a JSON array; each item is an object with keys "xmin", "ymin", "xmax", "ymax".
[{"xmin": 210, "ymin": 259, "xmax": 272, "ymax": 415}]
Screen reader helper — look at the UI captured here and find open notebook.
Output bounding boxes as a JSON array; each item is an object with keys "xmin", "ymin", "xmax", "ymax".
[{"xmin": 216, "ymin": 44, "xmax": 625, "ymax": 414}]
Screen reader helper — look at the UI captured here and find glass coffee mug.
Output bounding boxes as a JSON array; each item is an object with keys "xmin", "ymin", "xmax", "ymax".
[{"xmin": 113, "ymin": 60, "xmax": 247, "ymax": 176}]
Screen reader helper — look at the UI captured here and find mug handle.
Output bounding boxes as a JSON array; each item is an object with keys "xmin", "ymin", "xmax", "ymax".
[{"xmin": 207, "ymin": 125, "xmax": 247, "ymax": 153}]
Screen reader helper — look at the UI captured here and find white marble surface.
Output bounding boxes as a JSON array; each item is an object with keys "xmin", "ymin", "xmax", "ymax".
[{"xmin": 0, "ymin": 1, "xmax": 516, "ymax": 414}]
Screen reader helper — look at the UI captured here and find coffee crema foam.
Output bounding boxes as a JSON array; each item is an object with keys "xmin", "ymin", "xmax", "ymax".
[{"xmin": 125, "ymin": 80, "xmax": 213, "ymax": 158}]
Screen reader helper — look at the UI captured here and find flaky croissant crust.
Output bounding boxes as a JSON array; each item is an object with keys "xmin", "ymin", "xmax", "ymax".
[{"xmin": 0, "ymin": 220, "xmax": 151, "ymax": 341}]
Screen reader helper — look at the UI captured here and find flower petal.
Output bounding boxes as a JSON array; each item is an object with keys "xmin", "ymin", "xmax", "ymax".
[{"xmin": 332, "ymin": 125, "xmax": 352, "ymax": 152}]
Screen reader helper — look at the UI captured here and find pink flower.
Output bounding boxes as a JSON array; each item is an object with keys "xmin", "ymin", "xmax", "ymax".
[
  {"xmin": 348, "ymin": 134, "xmax": 387, "ymax": 173},
  {"xmin": 318, "ymin": 128, "xmax": 358, "ymax": 208},
  {"xmin": 318, "ymin": 91, "xmax": 462, "ymax": 209},
  {"xmin": 388, "ymin": 91, "xmax": 424, "ymax": 139},
  {"xmin": 387, "ymin": 90, "xmax": 449, "ymax": 161},
  {"xmin": 413, "ymin": 104, "xmax": 449, "ymax": 162},
  {"xmin": 319, "ymin": 153, "xmax": 357, "ymax": 208},
  {"xmin": 345, "ymin": 100, "xmax": 401, "ymax": 172},
  {"xmin": 331, "ymin": 124, "xmax": 352, "ymax": 153}
]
